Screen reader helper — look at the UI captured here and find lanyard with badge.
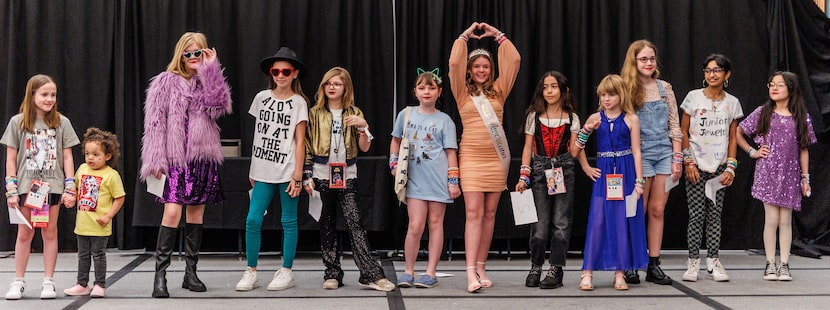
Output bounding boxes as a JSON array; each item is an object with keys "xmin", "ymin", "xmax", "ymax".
[
  {"xmin": 604, "ymin": 112, "xmax": 624, "ymax": 201},
  {"xmin": 542, "ymin": 111, "xmax": 567, "ymax": 195},
  {"xmin": 24, "ymin": 136, "xmax": 52, "ymax": 227},
  {"xmin": 328, "ymin": 114, "xmax": 346, "ymax": 189}
]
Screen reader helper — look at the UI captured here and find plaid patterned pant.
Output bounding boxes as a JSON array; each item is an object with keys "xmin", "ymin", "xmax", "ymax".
[{"xmin": 685, "ymin": 164, "xmax": 727, "ymax": 258}]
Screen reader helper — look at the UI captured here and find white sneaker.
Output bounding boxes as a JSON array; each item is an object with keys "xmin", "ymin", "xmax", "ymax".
[
  {"xmin": 682, "ymin": 258, "xmax": 700, "ymax": 282},
  {"xmin": 362, "ymin": 278, "xmax": 395, "ymax": 292},
  {"xmin": 235, "ymin": 267, "xmax": 259, "ymax": 291},
  {"xmin": 322, "ymin": 279, "xmax": 340, "ymax": 290},
  {"xmin": 706, "ymin": 258, "xmax": 730, "ymax": 282},
  {"xmin": 5, "ymin": 279, "xmax": 24, "ymax": 300},
  {"xmin": 267, "ymin": 267, "xmax": 294, "ymax": 291},
  {"xmin": 40, "ymin": 279, "xmax": 57, "ymax": 299}
]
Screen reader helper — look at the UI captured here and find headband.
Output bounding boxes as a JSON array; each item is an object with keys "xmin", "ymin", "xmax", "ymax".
[{"xmin": 417, "ymin": 67, "xmax": 443, "ymax": 85}]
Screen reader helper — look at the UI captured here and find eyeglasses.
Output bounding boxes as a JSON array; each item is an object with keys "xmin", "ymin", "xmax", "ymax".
[
  {"xmin": 703, "ymin": 68, "xmax": 725, "ymax": 74},
  {"xmin": 637, "ymin": 56, "xmax": 657, "ymax": 64},
  {"xmin": 767, "ymin": 82, "xmax": 787, "ymax": 89},
  {"xmin": 324, "ymin": 82, "xmax": 344, "ymax": 89},
  {"xmin": 270, "ymin": 68, "xmax": 295, "ymax": 77},
  {"xmin": 182, "ymin": 49, "xmax": 203, "ymax": 59}
]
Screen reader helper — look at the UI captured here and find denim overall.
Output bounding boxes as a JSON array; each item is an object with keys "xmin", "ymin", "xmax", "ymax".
[{"xmin": 636, "ymin": 80, "xmax": 672, "ymax": 176}]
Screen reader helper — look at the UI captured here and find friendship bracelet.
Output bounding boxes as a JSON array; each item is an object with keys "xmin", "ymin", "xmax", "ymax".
[
  {"xmin": 5, "ymin": 189, "xmax": 18, "ymax": 198},
  {"xmin": 724, "ymin": 167, "xmax": 735, "ymax": 177},
  {"xmin": 635, "ymin": 183, "xmax": 645, "ymax": 189},
  {"xmin": 747, "ymin": 147, "xmax": 757, "ymax": 157},
  {"xmin": 448, "ymin": 167, "xmax": 460, "ymax": 172},
  {"xmin": 303, "ymin": 169, "xmax": 313, "ymax": 180},
  {"xmin": 448, "ymin": 176, "xmax": 460, "ymax": 186},
  {"xmin": 497, "ymin": 36, "xmax": 507, "ymax": 45},
  {"xmin": 389, "ymin": 153, "xmax": 399, "ymax": 171},
  {"xmin": 635, "ymin": 178, "xmax": 645, "ymax": 185},
  {"xmin": 64, "ymin": 177, "xmax": 76, "ymax": 190},
  {"xmin": 458, "ymin": 34, "xmax": 469, "ymax": 42},
  {"xmin": 519, "ymin": 175, "xmax": 531, "ymax": 187}
]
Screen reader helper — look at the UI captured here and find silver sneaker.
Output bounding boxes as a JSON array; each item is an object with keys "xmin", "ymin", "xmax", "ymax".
[
  {"xmin": 682, "ymin": 258, "xmax": 700, "ymax": 282},
  {"xmin": 363, "ymin": 278, "xmax": 395, "ymax": 292},
  {"xmin": 267, "ymin": 267, "xmax": 295, "ymax": 291},
  {"xmin": 235, "ymin": 267, "xmax": 259, "ymax": 291},
  {"xmin": 763, "ymin": 261, "xmax": 778, "ymax": 281},
  {"xmin": 5, "ymin": 280, "xmax": 24, "ymax": 300},
  {"xmin": 706, "ymin": 258, "xmax": 730, "ymax": 282},
  {"xmin": 777, "ymin": 263, "xmax": 792, "ymax": 281}
]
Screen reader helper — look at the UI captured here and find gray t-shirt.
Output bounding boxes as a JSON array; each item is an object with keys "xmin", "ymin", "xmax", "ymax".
[{"xmin": 1, "ymin": 114, "xmax": 80, "ymax": 194}]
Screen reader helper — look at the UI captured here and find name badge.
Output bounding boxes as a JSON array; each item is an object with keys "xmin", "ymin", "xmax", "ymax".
[
  {"xmin": 545, "ymin": 167, "xmax": 566, "ymax": 195},
  {"xmin": 329, "ymin": 162, "xmax": 346, "ymax": 189},
  {"xmin": 31, "ymin": 203, "xmax": 49, "ymax": 228},
  {"xmin": 24, "ymin": 180, "xmax": 50, "ymax": 210},
  {"xmin": 606, "ymin": 174, "xmax": 624, "ymax": 200}
]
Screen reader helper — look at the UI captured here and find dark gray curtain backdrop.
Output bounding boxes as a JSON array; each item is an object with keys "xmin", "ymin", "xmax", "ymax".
[{"xmin": 1, "ymin": 0, "xmax": 828, "ymax": 253}]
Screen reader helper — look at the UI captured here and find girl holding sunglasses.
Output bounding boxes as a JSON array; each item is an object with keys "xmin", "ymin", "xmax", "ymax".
[
  {"xmin": 679, "ymin": 54, "xmax": 743, "ymax": 282},
  {"xmin": 303, "ymin": 67, "xmax": 395, "ymax": 292},
  {"xmin": 235, "ymin": 47, "xmax": 309, "ymax": 292},
  {"xmin": 141, "ymin": 32, "xmax": 231, "ymax": 298},
  {"xmin": 737, "ymin": 71, "xmax": 816, "ymax": 281}
]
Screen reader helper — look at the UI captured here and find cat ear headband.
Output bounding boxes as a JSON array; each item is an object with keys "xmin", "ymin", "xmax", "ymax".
[{"xmin": 417, "ymin": 67, "xmax": 443, "ymax": 84}]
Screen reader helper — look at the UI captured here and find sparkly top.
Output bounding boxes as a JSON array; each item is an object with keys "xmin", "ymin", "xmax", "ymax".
[{"xmin": 739, "ymin": 106, "xmax": 816, "ymax": 210}]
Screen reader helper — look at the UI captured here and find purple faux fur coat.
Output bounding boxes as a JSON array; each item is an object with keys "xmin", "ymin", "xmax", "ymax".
[{"xmin": 139, "ymin": 61, "xmax": 232, "ymax": 180}]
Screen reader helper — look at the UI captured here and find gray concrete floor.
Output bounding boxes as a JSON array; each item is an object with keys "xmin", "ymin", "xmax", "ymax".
[{"xmin": 1, "ymin": 249, "xmax": 829, "ymax": 309}]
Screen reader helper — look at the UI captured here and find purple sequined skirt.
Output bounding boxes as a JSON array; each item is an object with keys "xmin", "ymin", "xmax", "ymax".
[{"xmin": 157, "ymin": 160, "xmax": 224, "ymax": 205}]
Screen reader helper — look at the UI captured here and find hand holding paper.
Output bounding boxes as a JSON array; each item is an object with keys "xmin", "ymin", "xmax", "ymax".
[
  {"xmin": 665, "ymin": 174, "xmax": 680, "ymax": 193},
  {"xmin": 510, "ymin": 191, "xmax": 538, "ymax": 225},
  {"xmin": 704, "ymin": 174, "xmax": 726, "ymax": 203},
  {"xmin": 147, "ymin": 174, "xmax": 167, "ymax": 198},
  {"xmin": 308, "ymin": 190, "xmax": 322, "ymax": 222}
]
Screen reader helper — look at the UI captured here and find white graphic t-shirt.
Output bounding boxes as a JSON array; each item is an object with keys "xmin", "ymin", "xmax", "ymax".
[
  {"xmin": 248, "ymin": 91, "xmax": 309, "ymax": 183},
  {"xmin": 680, "ymin": 89, "xmax": 744, "ymax": 172}
]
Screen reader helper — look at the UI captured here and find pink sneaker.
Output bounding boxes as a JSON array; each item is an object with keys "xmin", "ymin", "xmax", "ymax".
[
  {"xmin": 90, "ymin": 285, "xmax": 105, "ymax": 298},
  {"xmin": 63, "ymin": 284, "xmax": 90, "ymax": 296}
]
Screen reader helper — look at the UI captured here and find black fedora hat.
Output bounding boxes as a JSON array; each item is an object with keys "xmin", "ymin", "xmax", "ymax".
[{"xmin": 259, "ymin": 47, "xmax": 307, "ymax": 79}]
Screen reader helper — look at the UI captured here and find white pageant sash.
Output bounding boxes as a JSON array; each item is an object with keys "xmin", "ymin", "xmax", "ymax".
[{"xmin": 470, "ymin": 94, "xmax": 510, "ymax": 174}]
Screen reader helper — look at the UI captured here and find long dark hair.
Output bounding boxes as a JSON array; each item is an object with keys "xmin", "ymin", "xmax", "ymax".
[
  {"xmin": 757, "ymin": 71, "xmax": 812, "ymax": 148},
  {"xmin": 524, "ymin": 71, "xmax": 576, "ymax": 119}
]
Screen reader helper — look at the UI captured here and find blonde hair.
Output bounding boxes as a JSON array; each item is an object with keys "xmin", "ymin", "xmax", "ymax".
[
  {"xmin": 314, "ymin": 67, "xmax": 354, "ymax": 110},
  {"xmin": 596, "ymin": 74, "xmax": 634, "ymax": 114},
  {"xmin": 621, "ymin": 40, "xmax": 660, "ymax": 110},
  {"xmin": 165, "ymin": 32, "xmax": 208, "ymax": 79},
  {"xmin": 19, "ymin": 74, "xmax": 60, "ymax": 132}
]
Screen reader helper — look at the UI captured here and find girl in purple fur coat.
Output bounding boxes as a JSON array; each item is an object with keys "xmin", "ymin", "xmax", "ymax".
[{"xmin": 140, "ymin": 32, "xmax": 232, "ymax": 298}]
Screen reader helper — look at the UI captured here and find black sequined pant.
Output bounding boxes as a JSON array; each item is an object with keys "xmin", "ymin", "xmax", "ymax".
[{"xmin": 314, "ymin": 178, "xmax": 386, "ymax": 284}]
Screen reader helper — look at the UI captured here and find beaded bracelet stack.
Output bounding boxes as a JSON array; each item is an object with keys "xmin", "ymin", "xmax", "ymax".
[
  {"xmin": 672, "ymin": 152, "xmax": 683, "ymax": 164},
  {"xmin": 519, "ymin": 165, "xmax": 531, "ymax": 187},
  {"xmin": 5, "ymin": 176, "xmax": 18, "ymax": 198},
  {"xmin": 682, "ymin": 148, "xmax": 696, "ymax": 166},
  {"xmin": 576, "ymin": 126, "xmax": 592, "ymax": 149},
  {"xmin": 64, "ymin": 177, "xmax": 76, "ymax": 196},
  {"xmin": 724, "ymin": 158, "xmax": 738, "ymax": 176},
  {"xmin": 801, "ymin": 174, "xmax": 810, "ymax": 184},
  {"xmin": 389, "ymin": 153, "xmax": 399, "ymax": 171},
  {"xmin": 495, "ymin": 32, "xmax": 507, "ymax": 44},
  {"xmin": 635, "ymin": 178, "xmax": 645, "ymax": 189},
  {"xmin": 448, "ymin": 167, "xmax": 460, "ymax": 186}
]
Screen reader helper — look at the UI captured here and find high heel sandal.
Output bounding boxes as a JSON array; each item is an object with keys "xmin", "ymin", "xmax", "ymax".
[
  {"xmin": 476, "ymin": 262, "xmax": 493, "ymax": 288},
  {"xmin": 579, "ymin": 274, "xmax": 594, "ymax": 291},
  {"xmin": 466, "ymin": 266, "xmax": 482, "ymax": 293},
  {"xmin": 614, "ymin": 272, "xmax": 629, "ymax": 291}
]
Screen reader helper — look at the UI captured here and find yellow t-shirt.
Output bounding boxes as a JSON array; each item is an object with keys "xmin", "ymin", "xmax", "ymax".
[{"xmin": 74, "ymin": 164, "xmax": 126, "ymax": 236}]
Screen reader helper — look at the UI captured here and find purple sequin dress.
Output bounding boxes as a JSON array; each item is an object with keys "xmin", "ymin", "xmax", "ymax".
[
  {"xmin": 739, "ymin": 107, "xmax": 816, "ymax": 210},
  {"xmin": 158, "ymin": 116, "xmax": 224, "ymax": 205}
]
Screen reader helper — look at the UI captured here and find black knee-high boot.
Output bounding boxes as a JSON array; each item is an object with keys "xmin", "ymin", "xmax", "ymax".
[
  {"xmin": 182, "ymin": 223, "xmax": 207, "ymax": 292},
  {"xmin": 153, "ymin": 226, "xmax": 178, "ymax": 298}
]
